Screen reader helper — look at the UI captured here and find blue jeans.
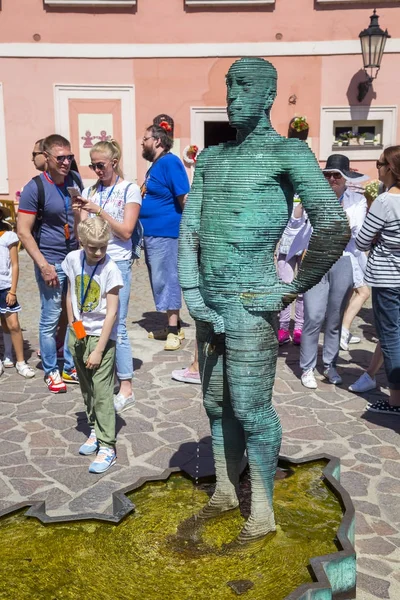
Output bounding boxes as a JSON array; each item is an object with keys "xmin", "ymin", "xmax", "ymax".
[
  {"xmin": 144, "ymin": 236, "xmax": 182, "ymax": 311},
  {"xmin": 372, "ymin": 286, "xmax": 400, "ymax": 390},
  {"xmin": 35, "ymin": 263, "xmax": 75, "ymax": 376},
  {"xmin": 115, "ymin": 259, "xmax": 134, "ymax": 381}
]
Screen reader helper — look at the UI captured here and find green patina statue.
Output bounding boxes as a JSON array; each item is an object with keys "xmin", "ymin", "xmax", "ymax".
[{"xmin": 178, "ymin": 57, "xmax": 349, "ymax": 542}]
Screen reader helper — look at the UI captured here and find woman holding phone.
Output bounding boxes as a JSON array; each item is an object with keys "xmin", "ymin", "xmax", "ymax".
[{"xmin": 73, "ymin": 139, "xmax": 142, "ymax": 414}]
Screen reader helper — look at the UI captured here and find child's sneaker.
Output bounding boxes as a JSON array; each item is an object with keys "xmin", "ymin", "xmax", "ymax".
[
  {"xmin": 62, "ymin": 368, "xmax": 79, "ymax": 384},
  {"xmin": 3, "ymin": 357, "xmax": 14, "ymax": 368},
  {"xmin": 89, "ymin": 446, "xmax": 116, "ymax": 473},
  {"xmin": 45, "ymin": 370, "xmax": 67, "ymax": 394},
  {"xmin": 292, "ymin": 329, "xmax": 302, "ymax": 345},
  {"xmin": 16, "ymin": 361, "xmax": 35, "ymax": 379},
  {"xmin": 79, "ymin": 429, "xmax": 98, "ymax": 455},
  {"xmin": 278, "ymin": 329, "xmax": 291, "ymax": 345}
]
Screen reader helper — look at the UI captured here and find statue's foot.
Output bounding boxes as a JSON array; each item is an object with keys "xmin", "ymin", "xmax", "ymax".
[
  {"xmin": 197, "ymin": 491, "xmax": 239, "ymax": 520},
  {"xmin": 236, "ymin": 513, "xmax": 276, "ymax": 544}
]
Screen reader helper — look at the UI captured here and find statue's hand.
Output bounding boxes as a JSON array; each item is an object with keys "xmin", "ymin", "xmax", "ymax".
[
  {"xmin": 182, "ymin": 288, "xmax": 225, "ymax": 334},
  {"xmin": 240, "ymin": 284, "xmax": 297, "ymax": 312}
]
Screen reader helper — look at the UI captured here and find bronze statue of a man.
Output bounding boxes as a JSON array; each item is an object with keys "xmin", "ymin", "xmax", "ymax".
[{"xmin": 179, "ymin": 57, "xmax": 349, "ymax": 542}]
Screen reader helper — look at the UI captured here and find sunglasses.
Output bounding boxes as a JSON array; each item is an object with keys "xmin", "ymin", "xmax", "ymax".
[
  {"xmin": 49, "ymin": 154, "xmax": 75, "ymax": 164},
  {"xmin": 142, "ymin": 135, "xmax": 156, "ymax": 142},
  {"xmin": 89, "ymin": 162, "xmax": 108, "ymax": 171},
  {"xmin": 376, "ymin": 161, "xmax": 388, "ymax": 169},
  {"xmin": 323, "ymin": 172, "xmax": 343, "ymax": 180}
]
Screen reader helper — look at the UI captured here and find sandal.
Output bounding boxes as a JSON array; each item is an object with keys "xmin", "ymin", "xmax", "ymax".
[{"xmin": 16, "ymin": 362, "xmax": 36, "ymax": 379}]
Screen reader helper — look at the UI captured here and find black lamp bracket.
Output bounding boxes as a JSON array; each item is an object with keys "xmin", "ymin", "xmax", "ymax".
[{"xmin": 357, "ymin": 73, "xmax": 374, "ymax": 102}]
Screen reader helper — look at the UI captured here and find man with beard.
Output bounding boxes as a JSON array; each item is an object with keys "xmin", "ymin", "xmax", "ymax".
[{"xmin": 140, "ymin": 124, "xmax": 190, "ymax": 350}]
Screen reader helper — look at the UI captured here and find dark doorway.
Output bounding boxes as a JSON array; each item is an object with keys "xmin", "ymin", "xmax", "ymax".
[{"xmin": 204, "ymin": 121, "xmax": 236, "ymax": 148}]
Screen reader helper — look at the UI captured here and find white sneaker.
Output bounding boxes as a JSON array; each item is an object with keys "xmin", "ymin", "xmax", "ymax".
[
  {"xmin": 349, "ymin": 334, "xmax": 361, "ymax": 345},
  {"xmin": 3, "ymin": 357, "xmax": 14, "ymax": 368},
  {"xmin": 340, "ymin": 329, "xmax": 350, "ymax": 351},
  {"xmin": 349, "ymin": 372, "xmax": 377, "ymax": 393},
  {"xmin": 113, "ymin": 392, "xmax": 136, "ymax": 414},
  {"xmin": 301, "ymin": 369, "xmax": 318, "ymax": 389},
  {"xmin": 323, "ymin": 366, "xmax": 342, "ymax": 385},
  {"xmin": 16, "ymin": 361, "xmax": 36, "ymax": 379}
]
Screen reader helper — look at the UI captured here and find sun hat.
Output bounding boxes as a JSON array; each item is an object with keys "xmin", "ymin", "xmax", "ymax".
[
  {"xmin": 0, "ymin": 205, "xmax": 11, "ymax": 220},
  {"xmin": 323, "ymin": 154, "xmax": 369, "ymax": 183}
]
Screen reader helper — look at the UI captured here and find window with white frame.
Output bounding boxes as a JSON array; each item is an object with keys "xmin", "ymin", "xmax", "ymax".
[
  {"xmin": 316, "ymin": 0, "xmax": 398, "ymax": 4},
  {"xmin": 333, "ymin": 120, "xmax": 383, "ymax": 148},
  {"xmin": 320, "ymin": 106, "xmax": 397, "ymax": 161},
  {"xmin": 185, "ymin": 0, "xmax": 274, "ymax": 6},
  {"xmin": 44, "ymin": 0, "xmax": 136, "ymax": 6}
]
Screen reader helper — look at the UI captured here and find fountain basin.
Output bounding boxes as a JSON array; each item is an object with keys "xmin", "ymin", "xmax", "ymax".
[{"xmin": 0, "ymin": 454, "xmax": 355, "ymax": 599}]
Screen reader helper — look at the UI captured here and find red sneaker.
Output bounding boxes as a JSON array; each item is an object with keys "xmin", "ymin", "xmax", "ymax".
[
  {"xmin": 278, "ymin": 329, "xmax": 291, "ymax": 345},
  {"xmin": 45, "ymin": 370, "xmax": 67, "ymax": 394},
  {"xmin": 293, "ymin": 329, "xmax": 302, "ymax": 345}
]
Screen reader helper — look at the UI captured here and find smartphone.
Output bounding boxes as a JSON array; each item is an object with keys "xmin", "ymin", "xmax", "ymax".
[{"xmin": 67, "ymin": 187, "xmax": 81, "ymax": 198}]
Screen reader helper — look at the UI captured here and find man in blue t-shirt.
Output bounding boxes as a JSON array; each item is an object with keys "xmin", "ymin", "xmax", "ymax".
[
  {"xmin": 140, "ymin": 124, "xmax": 190, "ymax": 351},
  {"xmin": 18, "ymin": 134, "xmax": 82, "ymax": 394}
]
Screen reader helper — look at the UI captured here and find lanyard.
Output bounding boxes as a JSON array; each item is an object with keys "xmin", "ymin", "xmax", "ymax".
[
  {"xmin": 46, "ymin": 173, "xmax": 71, "ymax": 241},
  {"xmin": 99, "ymin": 176, "xmax": 119, "ymax": 209},
  {"xmin": 47, "ymin": 174, "xmax": 70, "ymax": 219},
  {"xmin": 80, "ymin": 255, "xmax": 99, "ymax": 315}
]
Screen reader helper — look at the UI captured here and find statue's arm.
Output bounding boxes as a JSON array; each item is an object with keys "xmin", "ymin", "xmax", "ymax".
[
  {"xmin": 285, "ymin": 140, "xmax": 350, "ymax": 296},
  {"xmin": 178, "ymin": 150, "xmax": 224, "ymax": 333}
]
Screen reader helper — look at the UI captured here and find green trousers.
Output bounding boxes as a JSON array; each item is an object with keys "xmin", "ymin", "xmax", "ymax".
[{"xmin": 69, "ymin": 330, "xmax": 116, "ymax": 448}]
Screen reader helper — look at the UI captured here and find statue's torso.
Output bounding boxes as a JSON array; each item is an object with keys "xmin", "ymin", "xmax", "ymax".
[{"xmin": 199, "ymin": 143, "xmax": 292, "ymax": 293}]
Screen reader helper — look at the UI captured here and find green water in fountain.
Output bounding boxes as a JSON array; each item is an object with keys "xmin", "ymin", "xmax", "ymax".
[{"xmin": 0, "ymin": 461, "xmax": 342, "ymax": 600}]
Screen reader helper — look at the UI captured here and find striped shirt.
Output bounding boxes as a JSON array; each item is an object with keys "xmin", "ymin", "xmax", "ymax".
[{"xmin": 356, "ymin": 191, "xmax": 400, "ymax": 287}]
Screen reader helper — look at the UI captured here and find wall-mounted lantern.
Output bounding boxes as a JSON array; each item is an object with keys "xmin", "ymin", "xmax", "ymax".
[{"xmin": 358, "ymin": 10, "xmax": 390, "ymax": 102}]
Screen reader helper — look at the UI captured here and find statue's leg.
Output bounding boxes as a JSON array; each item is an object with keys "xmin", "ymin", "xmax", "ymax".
[
  {"xmin": 196, "ymin": 320, "xmax": 246, "ymax": 517},
  {"xmin": 225, "ymin": 307, "xmax": 282, "ymax": 541}
]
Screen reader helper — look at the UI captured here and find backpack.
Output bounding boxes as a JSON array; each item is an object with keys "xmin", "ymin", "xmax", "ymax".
[
  {"xmin": 123, "ymin": 182, "xmax": 144, "ymax": 260},
  {"xmin": 32, "ymin": 171, "xmax": 83, "ymax": 245}
]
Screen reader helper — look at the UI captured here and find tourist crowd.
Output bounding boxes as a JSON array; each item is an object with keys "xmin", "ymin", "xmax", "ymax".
[{"xmin": 0, "ymin": 121, "xmax": 399, "ymax": 473}]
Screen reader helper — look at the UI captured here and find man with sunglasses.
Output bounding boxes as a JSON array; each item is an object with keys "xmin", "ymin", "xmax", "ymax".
[{"xmin": 18, "ymin": 134, "xmax": 82, "ymax": 393}]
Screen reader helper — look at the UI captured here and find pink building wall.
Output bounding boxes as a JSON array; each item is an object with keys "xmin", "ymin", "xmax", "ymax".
[
  {"xmin": 1, "ymin": 0, "xmax": 399, "ymax": 44},
  {"xmin": 0, "ymin": 0, "xmax": 399, "ymax": 194}
]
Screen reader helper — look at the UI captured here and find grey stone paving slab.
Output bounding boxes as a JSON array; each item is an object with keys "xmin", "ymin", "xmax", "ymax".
[{"xmin": 0, "ymin": 252, "xmax": 399, "ymax": 598}]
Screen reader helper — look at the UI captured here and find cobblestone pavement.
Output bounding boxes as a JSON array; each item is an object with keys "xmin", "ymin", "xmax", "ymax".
[{"xmin": 0, "ymin": 251, "xmax": 399, "ymax": 599}]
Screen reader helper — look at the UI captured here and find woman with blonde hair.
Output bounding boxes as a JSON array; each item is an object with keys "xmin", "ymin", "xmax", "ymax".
[{"xmin": 73, "ymin": 139, "xmax": 142, "ymax": 413}]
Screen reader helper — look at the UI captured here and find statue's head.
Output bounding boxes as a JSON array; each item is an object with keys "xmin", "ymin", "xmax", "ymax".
[{"xmin": 226, "ymin": 58, "xmax": 277, "ymax": 130}]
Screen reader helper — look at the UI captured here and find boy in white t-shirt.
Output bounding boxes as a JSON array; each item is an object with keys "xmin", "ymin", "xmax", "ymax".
[{"xmin": 62, "ymin": 217, "xmax": 123, "ymax": 474}]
